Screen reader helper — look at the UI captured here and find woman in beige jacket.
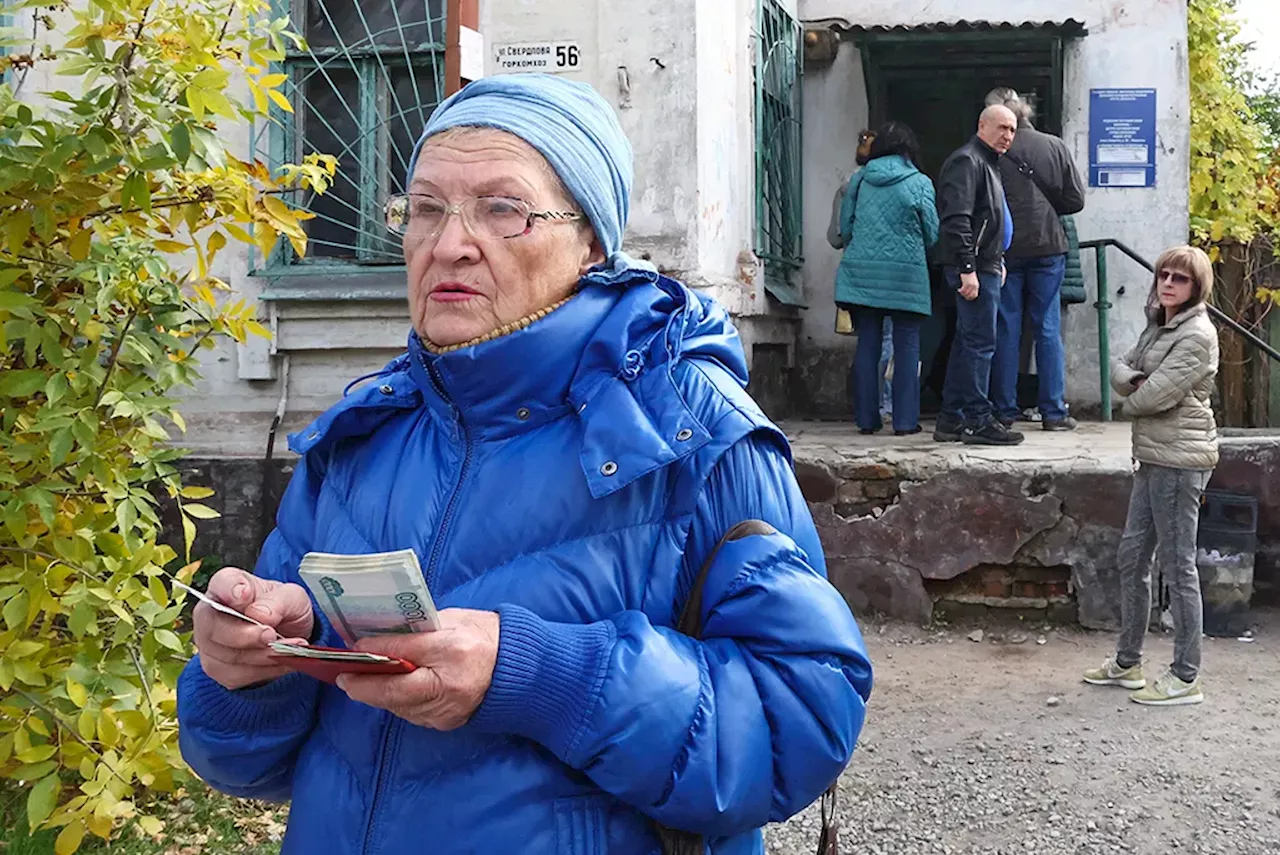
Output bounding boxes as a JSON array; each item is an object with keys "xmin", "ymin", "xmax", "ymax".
[{"xmin": 1083, "ymin": 245, "xmax": 1219, "ymax": 706}]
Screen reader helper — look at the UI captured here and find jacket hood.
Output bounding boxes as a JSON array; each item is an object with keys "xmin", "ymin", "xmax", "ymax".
[
  {"xmin": 290, "ymin": 269, "xmax": 747, "ymax": 499},
  {"xmin": 860, "ymin": 155, "xmax": 919, "ymax": 187}
]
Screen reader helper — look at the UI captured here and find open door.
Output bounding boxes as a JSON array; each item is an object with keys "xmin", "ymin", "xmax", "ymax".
[{"xmin": 848, "ymin": 20, "xmax": 1084, "ymax": 413}]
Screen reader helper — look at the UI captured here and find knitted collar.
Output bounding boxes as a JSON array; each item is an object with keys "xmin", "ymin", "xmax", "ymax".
[{"xmin": 421, "ymin": 295, "xmax": 576, "ymax": 355}]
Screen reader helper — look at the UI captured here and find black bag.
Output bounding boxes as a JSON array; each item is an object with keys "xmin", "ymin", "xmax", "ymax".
[
  {"xmin": 653, "ymin": 520, "xmax": 841, "ymax": 855},
  {"xmin": 834, "ymin": 176, "xmax": 865, "ymax": 336},
  {"xmin": 1004, "ymin": 151, "xmax": 1087, "ymax": 306}
]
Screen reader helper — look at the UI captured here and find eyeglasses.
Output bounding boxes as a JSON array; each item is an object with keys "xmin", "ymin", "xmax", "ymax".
[
  {"xmin": 1158, "ymin": 269, "xmax": 1192, "ymax": 286},
  {"xmin": 385, "ymin": 193, "xmax": 584, "ymax": 242}
]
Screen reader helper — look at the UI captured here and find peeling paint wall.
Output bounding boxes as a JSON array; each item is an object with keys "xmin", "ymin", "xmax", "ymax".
[
  {"xmin": 478, "ymin": 0, "xmax": 766, "ymax": 311},
  {"xmin": 131, "ymin": 0, "xmax": 1191, "ymax": 458},
  {"xmin": 788, "ymin": 427, "xmax": 1279, "ymax": 627},
  {"xmin": 178, "ymin": 0, "xmax": 774, "ymax": 458},
  {"xmin": 797, "ymin": 0, "xmax": 1191, "ymax": 414}
]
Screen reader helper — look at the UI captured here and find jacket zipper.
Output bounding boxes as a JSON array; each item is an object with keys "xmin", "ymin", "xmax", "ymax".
[
  {"xmin": 361, "ymin": 352, "xmax": 474, "ymax": 855},
  {"xmin": 421, "ymin": 358, "xmax": 474, "ymax": 593},
  {"xmin": 360, "ymin": 717, "xmax": 398, "ymax": 855},
  {"xmin": 974, "ymin": 218, "xmax": 989, "ymax": 253}
]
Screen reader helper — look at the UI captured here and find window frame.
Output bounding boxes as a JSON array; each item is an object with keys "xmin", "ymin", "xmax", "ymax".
[
  {"xmin": 753, "ymin": 0, "xmax": 805, "ymax": 308},
  {"xmin": 255, "ymin": 0, "xmax": 446, "ymax": 285}
]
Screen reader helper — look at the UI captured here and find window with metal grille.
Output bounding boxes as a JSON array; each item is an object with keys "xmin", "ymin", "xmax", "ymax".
[
  {"xmin": 259, "ymin": 0, "xmax": 446, "ymax": 270},
  {"xmin": 754, "ymin": 0, "xmax": 804, "ymax": 307},
  {"xmin": 0, "ymin": 12, "xmax": 13, "ymax": 86}
]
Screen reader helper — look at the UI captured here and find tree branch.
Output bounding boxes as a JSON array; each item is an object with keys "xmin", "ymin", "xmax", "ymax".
[
  {"xmin": 13, "ymin": 690, "xmax": 137, "ymax": 792},
  {"xmin": 0, "ymin": 546, "xmax": 109, "ymax": 584},
  {"xmin": 0, "ymin": 546, "xmax": 59, "ymax": 563},
  {"xmin": 127, "ymin": 645, "xmax": 155, "ymax": 718},
  {"xmin": 106, "ymin": 5, "xmax": 155, "ymax": 127},
  {"xmin": 93, "ymin": 309, "xmax": 137, "ymax": 409},
  {"xmin": 87, "ymin": 186, "xmax": 217, "ymax": 220},
  {"xmin": 14, "ymin": 690, "xmax": 101, "ymax": 756}
]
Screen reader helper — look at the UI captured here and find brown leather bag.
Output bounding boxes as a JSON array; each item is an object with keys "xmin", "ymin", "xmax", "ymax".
[{"xmin": 654, "ymin": 520, "xmax": 840, "ymax": 855}]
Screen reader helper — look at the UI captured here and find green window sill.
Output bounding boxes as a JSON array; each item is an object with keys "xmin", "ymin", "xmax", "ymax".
[{"xmin": 255, "ymin": 268, "xmax": 409, "ymax": 302}]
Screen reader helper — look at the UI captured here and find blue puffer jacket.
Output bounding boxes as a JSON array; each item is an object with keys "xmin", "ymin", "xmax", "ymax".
[
  {"xmin": 836, "ymin": 155, "xmax": 939, "ymax": 316},
  {"xmin": 177, "ymin": 268, "xmax": 873, "ymax": 855}
]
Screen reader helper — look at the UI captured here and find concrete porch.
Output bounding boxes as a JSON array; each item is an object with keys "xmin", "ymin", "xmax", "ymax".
[{"xmin": 783, "ymin": 420, "xmax": 1279, "ymax": 629}]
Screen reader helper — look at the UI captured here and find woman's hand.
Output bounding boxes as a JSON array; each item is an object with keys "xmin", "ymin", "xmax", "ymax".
[
  {"xmin": 194, "ymin": 568, "xmax": 316, "ymax": 690},
  {"xmin": 337, "ymin": 609, "xmax": 500, "ymax": 731}
]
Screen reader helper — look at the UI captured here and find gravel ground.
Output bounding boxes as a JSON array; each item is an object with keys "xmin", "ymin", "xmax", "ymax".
[{"xmin": 765, "ymin": 610, "xmax": 1280, "ymax": 855}]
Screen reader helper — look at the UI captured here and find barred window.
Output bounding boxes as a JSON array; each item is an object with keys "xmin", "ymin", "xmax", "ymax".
[{"xmin": 262, "ymin": 0, "xmax": 445, "ymax": 268}]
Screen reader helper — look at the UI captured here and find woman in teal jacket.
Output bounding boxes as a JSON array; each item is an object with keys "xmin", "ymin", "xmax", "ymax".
[{"xmin": 837, "ymin": 122, "xmax": 940, "ymax": 435}]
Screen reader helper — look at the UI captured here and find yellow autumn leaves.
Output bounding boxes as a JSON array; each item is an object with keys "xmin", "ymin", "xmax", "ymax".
[{"xmin": 0, "ymin": 0, "xmax": 336, "ymax": 850}]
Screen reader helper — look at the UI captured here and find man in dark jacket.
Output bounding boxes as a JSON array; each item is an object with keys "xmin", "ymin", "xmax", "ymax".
[
  {"xmin": 933, "ymin": 104, "xmax": 1024, "ymax": 446},
  {"xmin": 986, "ymin": 89, "xmax": 1086, "ymax": 432}
]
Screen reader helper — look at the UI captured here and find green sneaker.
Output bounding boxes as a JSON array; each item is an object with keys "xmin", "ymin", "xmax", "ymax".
[
  {"xmin": 1130, "ymin": 671, "xmax": 1203, "ymax": 706},
  {"xmin": 1082, "ymin": 657, "xmax": 1145, "ymax": 689}
]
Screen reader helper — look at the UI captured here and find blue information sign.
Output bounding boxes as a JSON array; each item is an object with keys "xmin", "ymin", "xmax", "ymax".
[{"xmin": 1089, "ymin": 88, "xmax": 1157, "ymax": 188}]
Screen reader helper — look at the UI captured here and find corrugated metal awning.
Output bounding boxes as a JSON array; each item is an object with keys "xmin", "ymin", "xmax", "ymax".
[{"xmin": 809, "ymin": 18, "xmax": 1088, "ymax": 38}]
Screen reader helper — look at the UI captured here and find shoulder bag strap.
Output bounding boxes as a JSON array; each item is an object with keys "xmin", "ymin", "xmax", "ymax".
[
  {"xmin": 1005, "ymin": 149, "xmax": 1067, "ymax": 214},
  {"xmin": 656, "ymin": 520, "xmax": 840, "ymax": 855}
]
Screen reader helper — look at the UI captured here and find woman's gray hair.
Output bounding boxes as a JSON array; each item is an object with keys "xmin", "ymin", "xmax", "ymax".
[{"xmin": 984, "ymin": 87, "xmax": 1035, "ymax": 124}]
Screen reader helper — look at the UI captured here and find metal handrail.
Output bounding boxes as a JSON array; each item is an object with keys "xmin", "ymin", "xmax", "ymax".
[{"xmin": 1078, "ymin": 238, "xmax": 1280, "ymax": 420}]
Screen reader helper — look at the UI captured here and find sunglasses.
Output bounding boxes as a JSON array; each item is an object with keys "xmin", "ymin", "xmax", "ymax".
[{"xmin": 1158, "ymin": 269, "xmax": 1192, "ymax": 286}]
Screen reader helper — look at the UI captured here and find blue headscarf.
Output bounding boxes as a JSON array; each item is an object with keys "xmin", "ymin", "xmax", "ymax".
[{"xmin": 409, "ymin": 74, "xmax": 649, "ymax": 276}]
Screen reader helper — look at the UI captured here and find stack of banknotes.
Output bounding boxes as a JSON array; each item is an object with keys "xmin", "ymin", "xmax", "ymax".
[
  {"xmin": 296, "ymin": 549, "xmax": 442, "ymax": 645},
  {"xmin": 176, "ymin": 550, "xmax": 439, "ymax": 667}
]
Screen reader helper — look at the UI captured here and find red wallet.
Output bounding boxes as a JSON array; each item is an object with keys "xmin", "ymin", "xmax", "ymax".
[{"xmin": 267, "ymin": 643, "xmax": 417, "ymax": 685}]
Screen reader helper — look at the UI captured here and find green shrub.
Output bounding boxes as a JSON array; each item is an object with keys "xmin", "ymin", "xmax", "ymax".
[{"xmin": 0, "ymin": 0, "xmax": 332, "ymax": 850}]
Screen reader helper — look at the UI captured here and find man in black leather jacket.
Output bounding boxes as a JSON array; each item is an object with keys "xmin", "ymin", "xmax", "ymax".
[{"xmin": 933, "ymin": 104, "xmax": 1024, "ymax": 446}]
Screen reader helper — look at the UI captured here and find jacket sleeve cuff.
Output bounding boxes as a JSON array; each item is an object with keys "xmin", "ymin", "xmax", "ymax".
[
  {"xmin": 958, "ymin": 258, "xmax": 976, "ymax": 274},
  {"xmin": 178, "ymin": 660, "xmax": 318, "ymax": 735},
  {"xmin": 468, "ymin": 605, "xmax": 615, "ymax": 761},
  {"xmin": 1112, "ymin": 367, "xmax": 1143, "ymax": 396}
]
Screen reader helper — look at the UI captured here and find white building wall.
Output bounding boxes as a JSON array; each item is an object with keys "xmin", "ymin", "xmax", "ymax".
[
  {"xmin": 130, "ymin": 0, "xmax": 1188, "ymax": 455},
  {"xmin": 800, "ymin": 41, "xmax": 868, "ymax": 347},
  {"xmin": 176, "ymin": 0, "xmax": 773, "ymax": 456},
  {"xmin": 797, "ymin": 0, "xmax": 1191, "ymax": 411},
  {"xmin": 480, "ymin": 0, "xmax": 765, "ymax": 312}
]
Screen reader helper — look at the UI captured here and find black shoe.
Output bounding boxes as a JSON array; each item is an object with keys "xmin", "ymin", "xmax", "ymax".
[
  {"xmin": 859, "ymin": 427, "xmax": 880, "ymax": 436},
  {"xmin": 933, "ymin": 416, "xmax": 963, "ymax": 443},
  {"xmin": 895, "ymin": 426, "xmax": 923, "ymax": 437},
  {"xmin": 998, "ymin": 416, "xmax": 1016, "ymax": 429},
  {"xmin": 961, "ymin": 419, "xmax": 1026, "ymax": 446},
  {"xmin": 1042, "ymin": 415, "xmax": 1078, "ymax": 432}
]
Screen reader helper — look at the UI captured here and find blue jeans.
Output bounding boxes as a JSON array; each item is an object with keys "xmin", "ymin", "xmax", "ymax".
[
  {"xmin": 878, "ymin": 316, "xmax": 894, "ymax": 417},
  {"xmin": 941, "ymin": 268, "xmax": 1001, "ymax": 428},
  {"xmin": 851, "ymin": 308, "xmax": 921, "ymax": 432},
  {"xmin": 992, "ymin": 254, "xmax": 1068, "ymax": 422}
]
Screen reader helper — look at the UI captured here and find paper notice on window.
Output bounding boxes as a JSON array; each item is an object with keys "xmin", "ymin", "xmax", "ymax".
[
  {"xmin": 1097, "ymin": 169, "xmax": 1148, "ymax": 187},
  {"xmin": 1095, "ymin": 144, "xmax": 1149, "ymax": 166}
]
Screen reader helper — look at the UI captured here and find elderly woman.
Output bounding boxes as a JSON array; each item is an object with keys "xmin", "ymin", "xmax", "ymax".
[
  {"xmin": 1083, "ymin": 245, "xmax": 1219, "ymax": 706},
  {"xmin": 177, "ymin": 74, "xmax": 872, "ymax": 853}
]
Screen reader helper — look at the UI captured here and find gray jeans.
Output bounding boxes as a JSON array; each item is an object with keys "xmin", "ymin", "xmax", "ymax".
[{"xmin": 1115, "ymin": 462, "xmax": 1212, "ymax": 682}]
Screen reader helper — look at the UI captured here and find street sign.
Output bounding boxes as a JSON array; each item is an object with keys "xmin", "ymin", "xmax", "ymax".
[
  {"xmin": 494, "ymin": 41, "xmax": 582, "ymax": 74},
  {"xmin": 1089, "ymin": 88, "xmax": 1157, "ymax": 188},
  {"xmin": 459, "ymin": 25, "xmax": 484, "ymax": 83}
]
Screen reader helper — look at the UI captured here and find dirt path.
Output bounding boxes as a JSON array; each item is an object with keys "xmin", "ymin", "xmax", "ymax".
[{"xmin": 765, "ymin": 611, "xmax": 1280, "ymax": 855}]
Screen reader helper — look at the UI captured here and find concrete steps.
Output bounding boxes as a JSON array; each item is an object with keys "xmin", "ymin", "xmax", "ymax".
[{"xmin": 784, "ymin": 421, "xmax": 1279, "ymax": 628}]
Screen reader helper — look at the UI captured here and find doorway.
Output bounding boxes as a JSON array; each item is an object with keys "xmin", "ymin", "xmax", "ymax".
[{"xmin": 849, "ymin": 22, "xmax": 1080, "ymax": 414}]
